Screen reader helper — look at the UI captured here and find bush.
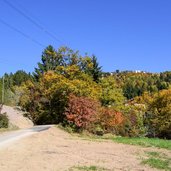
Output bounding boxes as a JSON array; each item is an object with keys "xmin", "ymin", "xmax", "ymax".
[
  {"xmin": 119, "ymin": 106, "xmax": 146, "ymax": 137},
  {"xmin": 97, "ymin": 107, "xmax": 124, "ymax": 134},
  {"xmin": 0, "ymin": 113, "xmax": 9, "ymax": 128},
  {"xmin": 65, "ymin": 94, "xmax": 101, "ymax": 132}
]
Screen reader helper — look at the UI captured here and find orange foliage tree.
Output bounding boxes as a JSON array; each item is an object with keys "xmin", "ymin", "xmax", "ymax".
[{"xmin": 65, "ymin": 94, "xmax": 101, "ymax": 131}]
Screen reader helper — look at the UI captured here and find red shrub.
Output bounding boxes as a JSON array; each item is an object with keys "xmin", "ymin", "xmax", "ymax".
[{"xmin": 65, "ymin": 94, "xmax": 100, "ymax": 130}]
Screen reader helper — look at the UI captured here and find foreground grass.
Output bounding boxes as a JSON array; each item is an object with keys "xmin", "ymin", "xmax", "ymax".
[
  {"xmin": 141, "ymin": 151, "xmax": 171, "ymax": 170},
  {"xmin": 68, "ymin": 165, "xmax": 108, "ymax": 171},
  {"xmin": 142, "ymin": 158, "xmax": 170, "ymax": 170}
]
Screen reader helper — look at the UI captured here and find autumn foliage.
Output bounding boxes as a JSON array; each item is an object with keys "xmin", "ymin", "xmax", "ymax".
[
  {"xmin": 98, "ymin": 108, "xmax": 124, "ymax": 134},
  {"xmin": 65, "ymin": 94, "xmax": 101, "ymax": 131},
  {"xmin": 65, "ymin": 94, "xmax": 125, "ymax": 134},
  {"xmin": 14, "ymin": 46, "xmax": 171, "ymax": 139}
]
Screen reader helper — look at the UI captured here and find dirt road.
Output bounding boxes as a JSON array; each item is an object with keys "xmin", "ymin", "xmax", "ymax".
[
  {"xmin": 0, "ymin": 125, "xmax": 52, "ymax": 148},
  {"xmin": 0, "ymin": 127, "xmax": 169, "ymax": 171}
]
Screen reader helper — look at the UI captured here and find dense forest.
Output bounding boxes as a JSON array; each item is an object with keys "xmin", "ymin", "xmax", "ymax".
[{"xmin": 0, "ymin": 45, "xmax": 171, "ymax": 139}]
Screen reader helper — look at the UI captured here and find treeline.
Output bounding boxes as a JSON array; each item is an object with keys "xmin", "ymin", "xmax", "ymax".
[
  {"xmin": 0, "ymin": 70, "xmax": 33, "ymax": 105},
  {"xmin": 1, "ymin": 45, "xmax": 171, "ymax": 139}
]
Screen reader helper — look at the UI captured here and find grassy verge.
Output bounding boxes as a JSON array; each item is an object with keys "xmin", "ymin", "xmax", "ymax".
[
  {"xmin": 57, "ymin": 125, "xmax": 171, "ymax": 150},
  {"xmin": 141, "ymin": 151, "xmax": 171, "ymax": 170},
  {"xmin": 0, "ymin": 125, "xmax": 19, "ymax": 134},
  {"xmin": 110, "ymin": 137, "xmax": 171, "ymax": 150},
  {"xmin": 0, "ymin": 128, "xmax": 10, "ymax": 133}
]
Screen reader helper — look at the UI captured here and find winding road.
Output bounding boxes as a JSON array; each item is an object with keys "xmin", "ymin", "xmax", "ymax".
[{"xmin": 0, "ymin": 125, "xmax": 53, "ymax": 147}]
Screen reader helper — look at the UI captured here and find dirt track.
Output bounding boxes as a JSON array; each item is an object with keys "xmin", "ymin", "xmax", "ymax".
[{"xmin": 0, "ymin": 127, "xmax": 169, "ymax": 171}]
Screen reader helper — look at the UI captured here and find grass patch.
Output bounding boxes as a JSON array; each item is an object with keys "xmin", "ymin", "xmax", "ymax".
[
  {"xmin": 111, "ymin": 137, "xmax": 171, "ymax": 150},
  {"xmin": 78, "ymin": 135, "xmax": 171, "ymax": 150},
  {"xmin": 68, "ymin": 165, "xmax": 108, "ymax": 171},
  {"xmin": 142, "ymin": 157, "xmax": 171, "ymax": 171},
  {"xmin": 142, "ymin": 158, "xmax": 170, "ymax": 170},
  {"xmin": 141, "ymin": 151, "xmax": 171, "ymax": 170},
  {"xmin": 146, "ymin": 151, "xmax": 161, "ymax": 157}
]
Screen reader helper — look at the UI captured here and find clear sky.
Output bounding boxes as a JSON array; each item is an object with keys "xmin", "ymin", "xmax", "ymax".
[{"xmin": 0, "ymin": 0, "xmax": 171, "ymax": 76}]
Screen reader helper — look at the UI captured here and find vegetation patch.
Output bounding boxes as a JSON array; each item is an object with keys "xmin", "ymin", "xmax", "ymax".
[
  {"xmin": 0, "ymin": 113, "xmax": 9, "ymax": 128},
  {"xmin": 68, "ymin": 165, "xmax": 108, "ymax": 171},
  {"xmin": 111, "ymin": 137, "xmax": 171, "ymax": 150},
  {"xmin": 0, "ymin": 125, "xmax": 19, "ymax": 134},
  {"xmin": 142, "ymin": 151, "xmax": 171, "ymax": 170},
  {"xmin": 57, "ymin": 125, "xmax": 171, "ymax": 150}
]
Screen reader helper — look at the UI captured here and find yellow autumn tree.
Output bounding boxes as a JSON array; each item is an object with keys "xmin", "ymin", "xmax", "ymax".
[
  {"xmin": 19, "ymin": 66, "xmax": 102, "ymax": 124},
  {"xmin": 147, "ymin": 89, "xmax": 171, "ymax": 139}
]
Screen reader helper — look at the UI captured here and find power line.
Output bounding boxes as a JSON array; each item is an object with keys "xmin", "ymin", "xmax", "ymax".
[
  {"xmin": 0, "ymin": 18, "xmax": 45, "ymax": 47},
  {"xmin": 3, "ymin": 0, "xmax": 65, "ymax": 45}
]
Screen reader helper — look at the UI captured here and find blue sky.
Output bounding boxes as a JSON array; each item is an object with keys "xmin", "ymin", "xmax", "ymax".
[{"xmin": 0, "ymin": 0, "xmax": 171, "ymax": 75}]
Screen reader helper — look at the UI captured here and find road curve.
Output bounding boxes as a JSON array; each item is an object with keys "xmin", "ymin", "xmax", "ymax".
[{"xmin": 0, "ymin": 125, "xmax": 53, "ymax": 148}]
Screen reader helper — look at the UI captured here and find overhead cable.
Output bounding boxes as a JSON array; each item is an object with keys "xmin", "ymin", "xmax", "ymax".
[
  {"xmin": 0, "ymin": 18, "xmax": 45, "ymax": 47},
  {"xmin": 3, "ymin": 0, "xmax": 65, "ymax": 45}
]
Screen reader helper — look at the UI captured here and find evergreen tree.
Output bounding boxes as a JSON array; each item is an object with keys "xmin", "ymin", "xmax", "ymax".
[
  {"xmin": 90, "ymin": 55, "xmax": 102, "ymax": 83},
  {"xmin": 13, "ymin": 70, "xmax": 32, "ymax": 86},
  {"xmin": 34, "ymin": 45, "xmax": 58, "ymax": 79},
  {"xmin": 34, "ymin": 45, "xmax": 81, "ymax": 79}
]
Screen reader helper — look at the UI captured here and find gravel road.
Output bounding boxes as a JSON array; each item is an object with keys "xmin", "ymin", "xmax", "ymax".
[{"xmin": 0, "ymin": 125, "xmax": 53, "ymax": 148}]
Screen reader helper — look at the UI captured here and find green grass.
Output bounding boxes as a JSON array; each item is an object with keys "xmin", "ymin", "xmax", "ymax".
[
  {"xmin": 68, "ymin": 166, "xmax": 108, "ymax": 171},
  {"xmin": 110, "ymin": 137, "xmax": 171, "ymax": 150},
  {"xmin": 141, "ymin": 151, "xmax": 171, "ymax": 170},
  {"xmin": 78, "ymin": 135, "xmax": 171, "ymax": 150},
  {"xmin": 142, "ymin": 158, "xmax": 170, "ymax": 170},
  {"xmin": 146, "ymin": 151, "xmax": 161, "ymax": 157}
]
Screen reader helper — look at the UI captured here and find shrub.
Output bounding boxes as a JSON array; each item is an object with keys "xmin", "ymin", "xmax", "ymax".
[
  {"xmin": 97, "ymin": 107, "xmax": 124, "ymax": 134},
  {"xmin": 65, "ymin": 94, "xmax": 101, "ymax": 132},
  {"xmin": 119, "ymin": 106, "xmax": 146, "ymax": 137},
  {"xmin": 0, "ymin": 113, "xmax": 9, "ymax": 128}
]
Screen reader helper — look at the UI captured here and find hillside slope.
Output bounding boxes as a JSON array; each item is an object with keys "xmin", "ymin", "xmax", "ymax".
[{"xmin": 1, "ymin": 105, "xmax": 33, "ymax": 129}]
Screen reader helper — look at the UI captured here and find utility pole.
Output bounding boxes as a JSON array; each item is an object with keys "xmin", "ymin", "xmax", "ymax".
[
  {"xmin": 0, "ymin": 76, "xmax": 4, "ymax": 114},
  {"xmin": 2, "ymin": 76, "xmax": 4, "ymax": 104}
]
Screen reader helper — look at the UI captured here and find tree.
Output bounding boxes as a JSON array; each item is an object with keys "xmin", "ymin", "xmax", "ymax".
[
  {"xmin": 34, "ymin": 46, "xmax": 103, "ymax": 82},
  {"xmin": 13, "ymin": 70, "xmax": 32, "ymax": 86},
  {"xmin": 19, "ymin": 67, "xmax": 102, "ymax": 125},
  {"xmin": 146, "ymin": 89, "xmax": 171, "ymax": 139},
  {"xmin": 89, "ymin": 55, "xmax": 102, "ymax": 83},
  {"xmin": 34, "ymin": 45, "xmax": 58, "ymax": 79},
  {"xmin": 100, "ymin": 76, "xmax": 125, "ymax": 107}
]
